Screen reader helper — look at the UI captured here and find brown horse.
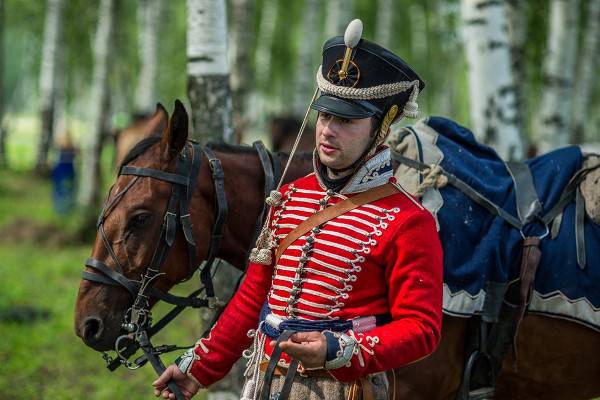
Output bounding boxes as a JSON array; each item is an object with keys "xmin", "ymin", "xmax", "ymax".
[{"xmin": 75, "ymin": 103, "xmax": 600, "ymax": 400}]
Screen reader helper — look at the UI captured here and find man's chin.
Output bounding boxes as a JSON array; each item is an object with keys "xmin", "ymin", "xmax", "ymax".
[{"xmin": 319, "ymin": 158, "xmax": 351, "ymax": 173}]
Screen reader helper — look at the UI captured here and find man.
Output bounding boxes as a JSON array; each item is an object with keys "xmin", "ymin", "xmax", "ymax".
[{"xmin": 153, "ymin": 19, "xmax": 442, "ymax": 400}]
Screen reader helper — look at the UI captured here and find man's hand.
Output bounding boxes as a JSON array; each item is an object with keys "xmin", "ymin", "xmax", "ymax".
[
  {"xmin": 152, "ymin": 364, "xmax": 200, "ymax": 400},
  {"xmin": 273, "ymin": 331, "xmax": 327, "ymax": 369}
]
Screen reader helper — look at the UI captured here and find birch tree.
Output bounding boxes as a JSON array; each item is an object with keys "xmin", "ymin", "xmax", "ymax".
[
  {"xmin": 536, "ymin": 0, "xmax": 580, "ymax": 152},
  {"xmin": 572, "ymin": 0, "xmax": 600, "ymax": 144},
  {"xmin": 252, "ymin": 0, "xmax": 278, "ymax": 130},
  {"xmin": 78, "ymin": 0, "xmax": 115, "ymax": 216},
  {"xmin": 506, "ymin": 0, "xmax": 528, "ymax": 142},
  {"xmin": 325, "ymin": 0, "xmax": 354, "ymax": 39},
  {"xmin": 375, "ymin": 0, "xmax": 393, "ymax": 49},
  {"xmin": 230, "ymin": 0, "xmax": 254, "ymax": 143},
  {"xmin": 135, "ymin": 0, "xmax": 162, "ymax": 114},
  {"xmin": 293, "ymin": 0, "xmax": 320, "ymax": 117},
  {"xmin": 461, "ymin": 0, "xmax": 523, "ymax": 160},
  {"xmin": 35, "ymin": 0, "xmax": 65, "ymax": 173},
  {"xmin": 187, "ymin": 2, "xmax": 243, "ymax": 399},
  {"xmin": 187, "ymin": 0, "xmax": 233, "ymax": 143}
]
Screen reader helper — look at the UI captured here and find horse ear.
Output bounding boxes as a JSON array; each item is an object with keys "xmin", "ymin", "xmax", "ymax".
[
  {"xmin": 143, "ymin": 103, "xmax": 169, "ymax": 137},
  {"xmin": 162, "ymin": 99, "xmax": 189, "ymax": 157}
]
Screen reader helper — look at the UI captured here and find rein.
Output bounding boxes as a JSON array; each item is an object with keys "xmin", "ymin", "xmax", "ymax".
[{"xmin": 81, "ymin": 140, "xmax": 280, "ymax": 397}]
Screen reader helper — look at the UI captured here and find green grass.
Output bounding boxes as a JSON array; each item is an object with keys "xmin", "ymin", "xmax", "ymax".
[
  {"xmin": 0, "ymin": 167, "xmax": 208, "ymax": 399},
  {"xmin": 0, "ymin": 128, "xmax": 208, "ymax": 399}
]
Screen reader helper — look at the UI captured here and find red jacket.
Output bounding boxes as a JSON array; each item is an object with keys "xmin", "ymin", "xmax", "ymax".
[{"xmin": 186, "ymin": 149, "xmax": 442, "ymax": 386}]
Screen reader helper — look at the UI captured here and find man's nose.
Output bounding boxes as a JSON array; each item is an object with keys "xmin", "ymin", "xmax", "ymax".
[{"xmin": 322, "ymin": 120, "xmax": 337, "ymax": 137}]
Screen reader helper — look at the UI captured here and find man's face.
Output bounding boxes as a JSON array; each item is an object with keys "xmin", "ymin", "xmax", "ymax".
[{"xmin": 315, "ymin": 112, "xmax": 374, "ymax": 171}]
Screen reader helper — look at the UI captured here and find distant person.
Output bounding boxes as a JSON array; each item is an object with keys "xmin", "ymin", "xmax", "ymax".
[{"xmin": 51, "ymin": 132, "xmax": 77, "ymax": 214}]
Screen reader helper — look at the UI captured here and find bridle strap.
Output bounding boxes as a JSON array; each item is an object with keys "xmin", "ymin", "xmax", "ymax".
[
  {"xmin": 180, "ymin": 143, "xmax": 203, "ymax": 279},
  {"xmin": 120, "ymin": 165, "xmax": 189, "ymax": 186},
  {"xmin": 84, "ymin": 258, "xmax": 140, "ymax": 297},
  {"xmin": 200, "ymin": 146, "xmax": 228, "ymax": 300}
]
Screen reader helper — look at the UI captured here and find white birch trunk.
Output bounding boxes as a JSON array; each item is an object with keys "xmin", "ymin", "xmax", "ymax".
[
  {"xmin": 293, "ymin": 0, "xmax": 320, "ymax": 117},
  {"xmin": 187, "ymin": 1, "xmax": 241, "ymax": 398},
  {"xmin": 461, "ymin": 0, "xmax": 523, "ymax": 160},
  {"xmin": 571, "ymin": 0, "xmax": 600, "ymax": 144},
  {"xmin": 252, "ymin": 0, "xmax": 278, "ymax": 128},
  {"xmin": 135, "ymin": 0, "xmax": 162, "ymax": 114},
  {"xmin": 325, "ymin": 0, "xmax": 354, "ymax": 39},
  {"xmin": 536, "ymin": 0, "xmax": 580, "ymax": 152},
  {"xmin": 78, "ymin": 0, "xmax": 114, "ymax": 211},
  {"xmin": 506, "ymin": 0, "xmax": 528, "ymax": 145},
  {"xmin": 375, "ymin": 0, "xmax": 393, "ymax": 49},
  {"xmin": 36, "ymin": 0, "xmax": 64, "ymax": 173},
  {"xmin": 435, "ymin": 1, "xmax": 461, "ymax": 117},
  {"xmin": 229, "ymin": 0, "xmax": 254, "ymax": 143},
  {"xmin": 187, "ymin": 0, "xmax": 233, "ymax": 143}
]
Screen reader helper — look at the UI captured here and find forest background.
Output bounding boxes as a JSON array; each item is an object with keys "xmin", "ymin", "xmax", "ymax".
[{"xmin": 0, "ymin": 0, "xmax": 599, "ymax": 399}]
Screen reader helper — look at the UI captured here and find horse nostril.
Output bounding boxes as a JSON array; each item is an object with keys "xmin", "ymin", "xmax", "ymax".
[{"xmin": 82, "ymin": 317, "xmax": 104, "ymax": 343}]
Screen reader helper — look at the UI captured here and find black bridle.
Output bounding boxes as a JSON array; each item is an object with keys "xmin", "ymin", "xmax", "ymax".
[{"xmin": 81, "ymin": 139, "xmax": 280, "ymax": 398}]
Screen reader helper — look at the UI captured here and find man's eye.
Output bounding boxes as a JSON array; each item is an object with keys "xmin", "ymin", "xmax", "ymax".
[{"xmin": 340, "ymin": 118, "xmax": 352, "ymax": 124}]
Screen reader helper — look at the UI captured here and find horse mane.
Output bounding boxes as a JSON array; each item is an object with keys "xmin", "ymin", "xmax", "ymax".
[{"xmin": 118, "ymin": 135, "xmax": 162, "ymax": 172}]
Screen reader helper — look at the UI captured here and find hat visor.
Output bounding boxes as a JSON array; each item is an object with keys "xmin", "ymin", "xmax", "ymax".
[{"xmin": 310, "ymin": 95, "xmax": 381, "ymax": 119}]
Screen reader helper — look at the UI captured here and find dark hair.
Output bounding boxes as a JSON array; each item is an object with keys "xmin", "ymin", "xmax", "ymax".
[{"xmin": 370, "ymin": 117, "xmax": 381, "ymax": 137}]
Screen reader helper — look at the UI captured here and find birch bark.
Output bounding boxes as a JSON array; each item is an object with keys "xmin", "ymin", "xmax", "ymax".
[
  {"xmin": 572, "ymin": 0, "xmax": 600, "ymax": 144},
  {"xmin": 375, "ymin": 0, "xmax": 393, "ymax": 49},
  {"xmin": 536, "ymin": 0, "xmax": 580, "ymax": 152},
  {"xmin": 35, "ymin": 0, "xmax": 65, "ymax": 173},
  {"xmin": 230, "ymin": 0, "xmax": 254, "ymax": 144},
  {"xmin": 325, "ymin": 0, "xmax": 354, "ymax": 39},
  {"xmin": 506, "ymin": 0, "xmax": 528, "ymax": 144},
  {"xmin": 461, "ymin": 0, "xmax": 523, "ymax": 160},
  {"xmin": 186, "ymin": 0, "xmax": 233, "ymax": 143},
  {"xmin": 293, "ymin": 0, "xmax": 320, "ymax": 118},
  {"xmin": 135, "ymin": 0, "xmax": 161, "ymax": 114},
  {"xmin": 252, "ymin": 0, "xmax": 278, "ymax": 127},
  {"xmin": 187, "ymin": 2, "xmax": 242, "ymax": 399},
  {"xmin": 78, "ymin": 0, "xmax": 115, "ymax": 213}
]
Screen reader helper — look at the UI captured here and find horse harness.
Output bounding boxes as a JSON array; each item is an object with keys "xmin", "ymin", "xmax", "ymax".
[
  {"xmin": 81, "ymin": 140, "xmax": 281, "ymax": 400},
  {"xmin": 392, "ymin": 147, "xmax": 600, "ymax": 400}
]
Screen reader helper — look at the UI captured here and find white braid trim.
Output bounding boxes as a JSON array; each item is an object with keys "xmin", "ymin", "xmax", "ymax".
[{"xmin": 316, "ymin": 65, "xmax": 420, "ymax": 100}]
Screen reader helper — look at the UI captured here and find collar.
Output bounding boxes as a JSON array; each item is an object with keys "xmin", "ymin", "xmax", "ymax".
[{"xmin": 313, "ymin": 146, "xmax": 394, "ymax": 194}]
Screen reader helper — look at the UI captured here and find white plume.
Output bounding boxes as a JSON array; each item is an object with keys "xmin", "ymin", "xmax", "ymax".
[{"xmin": 344, "ymin": 19, "xmax": 363, "ymax": 48}]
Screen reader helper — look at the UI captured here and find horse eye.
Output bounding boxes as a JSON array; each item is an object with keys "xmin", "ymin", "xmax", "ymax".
[{"xmin": 129, "ymin": 212, "xmax": 152, "ymax": 229}]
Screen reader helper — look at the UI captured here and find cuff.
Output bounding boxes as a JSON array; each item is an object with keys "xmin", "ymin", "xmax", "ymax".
[
  {"xmin": 323, "ymin": 332, "xmax": 357, "ymax": 370},
  {"xmin": 175, "ymin": 348, "xmax": 205, "ymax": 388}
]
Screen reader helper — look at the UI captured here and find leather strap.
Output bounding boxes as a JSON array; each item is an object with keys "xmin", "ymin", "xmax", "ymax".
[
  {"xmin": 275, "ymin": 183, "xmax": 400, "ymax": 262},
  {"xmin": 575, "ymin": 187, "xmax": 586, "ymax": 269},
  {"xmin": 261, "ymin": 330, "xmax": 295, "ymax": 400},
  {"xmin": 360, "ymin": 376, "xmax": 375, "ymax": 400},
  {"xmin": 505, "ymin": 161, "xmax": 542, "ymax": 225},
  {"xmin": 513, "ymin": 236, "xmax": 542, "ymax": 363},
  {"xmin": 120, "ymin": 165, "xmax": 189, "ymax": 186}
]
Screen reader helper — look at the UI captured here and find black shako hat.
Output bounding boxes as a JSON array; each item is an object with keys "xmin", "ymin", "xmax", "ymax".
[{"xmin": 310, "ymin": 19, "xmax": 425, "ymax": 123}]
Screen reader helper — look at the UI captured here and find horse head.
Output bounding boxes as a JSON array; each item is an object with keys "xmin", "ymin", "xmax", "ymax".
[{"xmin": 74, "ymin": 100, "xmax": 213, "ymax": 351}]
